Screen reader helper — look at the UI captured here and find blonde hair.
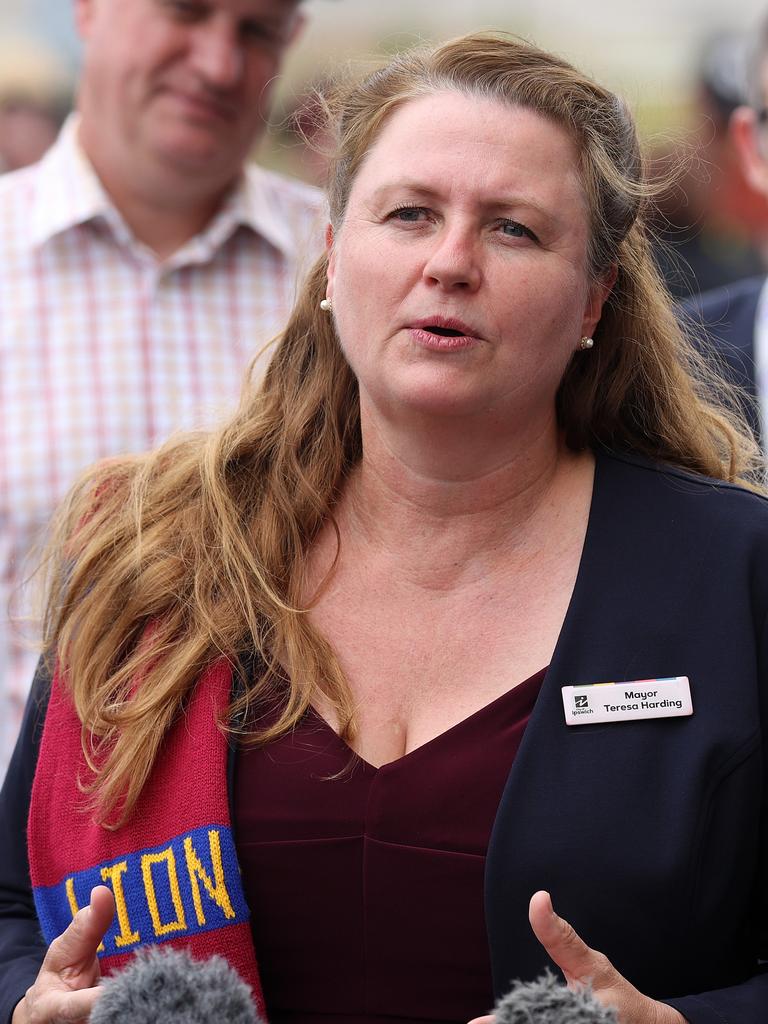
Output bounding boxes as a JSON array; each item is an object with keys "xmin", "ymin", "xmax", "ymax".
[{"xmin": 45, "ymin": 33, "xmax": 760, "ymax": 824}]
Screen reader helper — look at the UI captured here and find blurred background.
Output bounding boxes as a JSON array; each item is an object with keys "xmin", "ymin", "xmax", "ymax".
[{"xmin": 5, "ymin": 0, "xmax": 768, "ymax": 296}]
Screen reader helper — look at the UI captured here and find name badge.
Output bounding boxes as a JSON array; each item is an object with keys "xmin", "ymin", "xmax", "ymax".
[{"xmin": 561, "ymin": 676, "xmax": 693, "ymax": 726}]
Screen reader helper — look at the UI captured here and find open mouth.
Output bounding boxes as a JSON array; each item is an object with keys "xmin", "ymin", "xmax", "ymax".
[{"xmin": 424, "ymin": 325, "xmax": 465, "ymax": 337}]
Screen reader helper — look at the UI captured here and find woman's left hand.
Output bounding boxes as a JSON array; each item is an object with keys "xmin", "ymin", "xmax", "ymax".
[
  {"xmin": 528, "ymin": 890, "xmax": 686, "ymax": 1024},
  {"xmin": 466, "ymin": 890, "xmax": 687, "ymax": 1024}
]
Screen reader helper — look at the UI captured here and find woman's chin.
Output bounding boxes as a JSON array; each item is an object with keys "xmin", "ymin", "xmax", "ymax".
[{"xmin": 374, "ymin": 385, "xmax": 499, "ymax": 424}]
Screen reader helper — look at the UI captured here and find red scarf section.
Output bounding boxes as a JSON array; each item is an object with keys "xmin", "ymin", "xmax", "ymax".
[{"xmin": 27, "ymin": 659, "xmax": 265, "ymax": 1016}]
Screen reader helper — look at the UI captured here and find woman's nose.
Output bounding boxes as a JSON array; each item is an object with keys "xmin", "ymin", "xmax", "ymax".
[{"xmin": 422, "ymin": 228, "xmax": 482, "ymax": 291}]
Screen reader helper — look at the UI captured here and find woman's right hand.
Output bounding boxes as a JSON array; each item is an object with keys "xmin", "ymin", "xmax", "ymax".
[{"xmin": 11, "ymin": 885, "xmax": 115, "ymax": 1024}]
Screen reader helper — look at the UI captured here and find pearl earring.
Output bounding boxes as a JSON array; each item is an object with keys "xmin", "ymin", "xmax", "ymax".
[
  {"xmin": 320, "ymin": 298, "xmax": 332, "ymax": 312},
  {"xmin": 579, "ymin": 336, "xmax": 594, "ymax": 350}
]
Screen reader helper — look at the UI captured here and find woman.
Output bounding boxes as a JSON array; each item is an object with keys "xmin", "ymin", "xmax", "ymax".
[{"xmin": 1, "ymin": 32, "xmax": 766, "ymax": 1024}]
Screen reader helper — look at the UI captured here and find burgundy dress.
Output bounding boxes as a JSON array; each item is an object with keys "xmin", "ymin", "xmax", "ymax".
[{"xmin": 234, "ymin": 668, "xmax": 545, "ymax": 1024}]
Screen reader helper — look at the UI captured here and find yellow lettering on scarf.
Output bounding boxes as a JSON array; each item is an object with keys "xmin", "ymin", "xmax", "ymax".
[
  {"xmin": 183, "ymin": 830, "xmax": 235, "ymax": 926},
  {"xmin": 65, "ymin": 877, "xmax": 104, "ymax": 952},
  {"xmin": 141, "ymin": 847, "xmax": 187, "ymax": 937},
  {"xmin": 100, "ymin": 861, "xmax": 140, "ymax": 947}
]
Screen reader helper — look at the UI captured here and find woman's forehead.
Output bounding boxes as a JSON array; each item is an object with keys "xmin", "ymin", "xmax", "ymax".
[{"xmin": 347, "ymin": 91, "xmax": 588, "ymax": 222}]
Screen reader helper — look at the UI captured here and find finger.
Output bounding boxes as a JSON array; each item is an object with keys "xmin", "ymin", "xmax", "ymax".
[
  {"xmin": 43, "ymin": 885, "xmax": 115, "ymax": 977},
  {"xmin": 466, "ymin": 1016, "xmax": 495, "ymax": 1024},
  {"xmin": 87, "ymin": 885, "xmax": 117, "ymax": 937},
  {"xmin": 34, "ymin": 983, "xmax": 102, "ymax": 1022},
  {"xmin": 528, "ymin": 890, "xmax": 613, "ymax": 986}
]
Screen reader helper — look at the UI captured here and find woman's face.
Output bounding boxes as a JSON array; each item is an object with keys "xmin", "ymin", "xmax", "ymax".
[{"xmin": 326, "ymin": 90, "xmax": 611, "ymax": 431}]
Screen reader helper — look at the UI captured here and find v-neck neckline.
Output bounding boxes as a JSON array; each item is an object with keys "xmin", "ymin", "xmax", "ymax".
[
  {"xmin": 305, "ymin": 664, "xmax": 548, "ymax": 773},
  {"xmin": 302, "ymin": 450, "xmax": 605, "ymax": 773}
]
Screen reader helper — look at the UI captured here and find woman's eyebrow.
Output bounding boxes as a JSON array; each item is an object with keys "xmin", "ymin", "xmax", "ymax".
[
  {"xmin": 366, "ymin": 181, "xmax": 561, "ymax": 224},
  {"xmin": 366, "ymin": 181, "xmax": 442, "ymax": 204}
]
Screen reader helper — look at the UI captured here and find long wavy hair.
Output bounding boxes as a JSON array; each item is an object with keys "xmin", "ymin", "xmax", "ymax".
[{"xmin": 44, "ymin": 33, "xmax": 760, "ymax": 824}]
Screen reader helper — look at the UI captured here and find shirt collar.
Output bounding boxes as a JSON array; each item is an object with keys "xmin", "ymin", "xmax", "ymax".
[
  {"xmin": 169, "ymin": 161, "xmax": 300, "ymax": 270},
  {"xmin": 29, "ymin": 113, "xmax": 298, "ymax": 264},
  {"xmin": 29, "ymin": 114, "xmax": 115, "ymax": 249}
]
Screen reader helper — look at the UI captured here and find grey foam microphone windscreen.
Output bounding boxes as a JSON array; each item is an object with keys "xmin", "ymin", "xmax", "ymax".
[
  {"xmin": 89, "ymin": 946, "xmax": 261, "ymax": 1024},
  {"xmin": 494, "ymin": 971, "xmax": 618, "ymax": 1024}
]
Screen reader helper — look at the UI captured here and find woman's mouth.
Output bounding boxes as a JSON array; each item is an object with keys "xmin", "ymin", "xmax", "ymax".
[
  {"xmin": 407, "ymin": 317, "xmax": 483, "ymax": 350},
  {"xmin": 408, "ymin": 325, "xmax": 481, "ymax": 351},
  {"xmin": 423, "ymin": 325, "xmax": 465, "ymax": 337}
]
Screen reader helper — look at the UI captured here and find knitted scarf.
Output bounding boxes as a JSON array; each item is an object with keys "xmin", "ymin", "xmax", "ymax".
[{"xmin": 27, "ymin": 658, "xmax": 266, "ymax": 1016}]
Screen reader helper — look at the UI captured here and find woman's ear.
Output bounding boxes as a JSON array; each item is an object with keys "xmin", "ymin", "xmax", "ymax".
[
  {"xmin": 581, "ymin": 264, "xmax": 617, "ymax": 339},
  {"xmin": 325, "ymin": 224, "xmax": 336, "ymax": 302}
]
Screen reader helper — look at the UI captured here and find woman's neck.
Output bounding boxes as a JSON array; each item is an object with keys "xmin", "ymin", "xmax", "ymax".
[{"xmin": 328, "ymin": 409, "xmax": 594, "ymax": 593}]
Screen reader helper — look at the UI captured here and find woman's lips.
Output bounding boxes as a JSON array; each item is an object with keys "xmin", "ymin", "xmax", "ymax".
[
  {"xmin": 408, "ymin": 326, "xmax": 481, "ymax": 350},
  {"xmin": 407, "ymin": 317, "xmax": 484, "ymax": 350}
]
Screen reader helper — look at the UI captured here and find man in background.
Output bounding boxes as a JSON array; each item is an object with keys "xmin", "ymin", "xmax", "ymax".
[
  {"xmin": 684, "ymin": 15, "xmax": 768, "ymax": 442},
  {"xmin": 0, "ymin": 0, "xmax": 323, "ymax": 778},
  {"xmin": 0, "ymin": 35, "xmax": 70, "ymax": 172},
  {"xmin": 652, "ymin": 31, "xmax": 767, "ymax": 301}
]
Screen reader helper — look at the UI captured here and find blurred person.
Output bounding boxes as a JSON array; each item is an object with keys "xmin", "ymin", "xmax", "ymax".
[
  {"xmin": 651, "ymin": 30, "xmax": 767, "ymax": 301},
  {"xmin": 0, "ymin": 99, "xmax": 62, "ymax": 173},
  {"xmin": 0, "ymin": 0, "xmax": 324, "ymax": 780},
  {"xmin": 2, "ymin": 31, "xmax": 768, "ymax": 1024},
  {"xmin": 0, "ymin": 34, "xmax": 71, "ymax": 172},
  {"xmin": 683, "ymin": 14, "xmax": 768, "ymax": 444},
  {"xmin": 281, "ymin": 82, "xmax": 335, "ymax": 186}
]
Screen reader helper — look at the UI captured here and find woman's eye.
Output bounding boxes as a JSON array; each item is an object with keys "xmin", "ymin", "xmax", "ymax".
[
  {"xmin": 389, "ymin": 206, "xmax": 429, "ymax": 223},
  {"xmin": 499, "ymin": 219, "xmax": 537, "ymax": 241}
]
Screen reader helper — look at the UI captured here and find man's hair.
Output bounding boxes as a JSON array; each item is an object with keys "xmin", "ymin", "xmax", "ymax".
[{"xmin": 44, "ymin": 33, "xmax": 759, "ymax": 824}]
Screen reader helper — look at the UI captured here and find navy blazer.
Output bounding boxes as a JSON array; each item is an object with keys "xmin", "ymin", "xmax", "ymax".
[
  {"xmin": 3, "ymin": 449, "xmax": 768, "ymax": 1023},
  {"xmin": 485, "ymin": 449, "xmax": 768, "ymax": 1024},
  {"xmin": 682, "ymin": 275, "xmax": 763, "ymax": 440}
]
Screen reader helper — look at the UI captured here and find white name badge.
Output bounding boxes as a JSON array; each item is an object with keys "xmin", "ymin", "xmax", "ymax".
[{"xmin": 561, "ymin": 676, "xmax": 693, "ymax": 726}]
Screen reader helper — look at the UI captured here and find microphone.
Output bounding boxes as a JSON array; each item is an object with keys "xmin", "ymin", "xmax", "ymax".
[
  {"xmin": 89, "ymin": 946, "xmax": 262, "ymax": 1024},
  {"xmin": 494, "ymin": 971, "xmax": 617, "ymax": 1024}
]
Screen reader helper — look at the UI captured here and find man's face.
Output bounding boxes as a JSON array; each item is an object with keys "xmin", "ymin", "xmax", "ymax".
[{"xmin": 75, "ymin": 0, "xmax": 302, "ymax": 189}]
